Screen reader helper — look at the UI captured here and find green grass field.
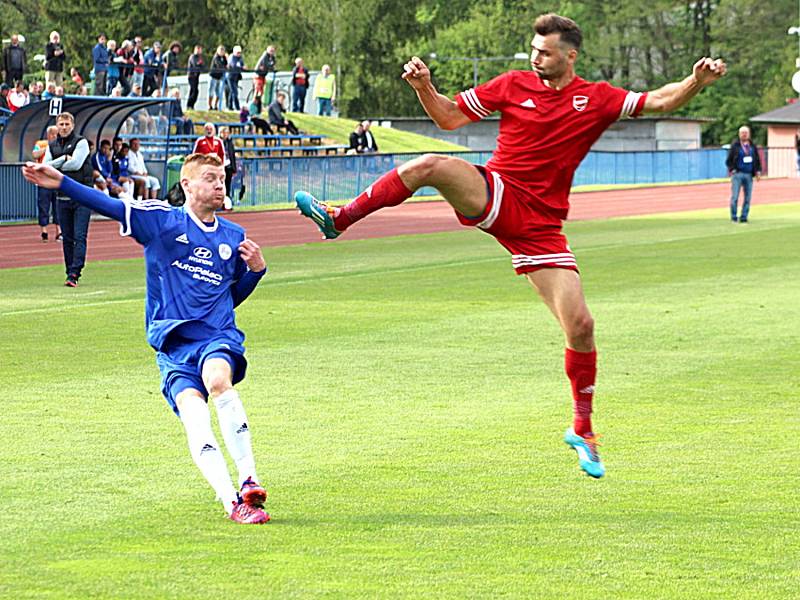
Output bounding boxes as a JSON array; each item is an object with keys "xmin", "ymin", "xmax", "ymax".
[{"xmin": 1, "ymin": 203, "xmax": 798, "ymax": 598}]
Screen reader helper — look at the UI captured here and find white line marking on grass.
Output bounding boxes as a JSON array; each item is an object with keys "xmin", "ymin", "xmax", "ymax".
[{"xmin": 2, "ymin": 223, "xmax": 797, "ymax": 317}]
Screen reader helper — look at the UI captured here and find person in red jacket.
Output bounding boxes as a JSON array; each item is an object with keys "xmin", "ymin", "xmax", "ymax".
[
  {"xmin": 192, "ymin": 123, "xmax": 231, "ymax": 209},
  {"xmin": 193, "ymin": 122, "xmax": 226, "ymax": 163}
]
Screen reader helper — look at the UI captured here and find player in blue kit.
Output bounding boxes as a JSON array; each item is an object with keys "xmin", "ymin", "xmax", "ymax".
[{"xmin": 23, "ymin": 153, "xmax": 270, "ymax": 525}]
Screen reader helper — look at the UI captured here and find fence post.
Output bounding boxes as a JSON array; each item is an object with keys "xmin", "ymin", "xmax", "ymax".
[
  {"xmin": 322, "ymin": 157, "xmax": 329, "ymax": 202},
  {"xmin": 355, "ymin": 155, "xmax": 363, "ymax": 195},
  {"xmin": 287, "ymin": 157, "xmax": 293, "ymax": 204}
]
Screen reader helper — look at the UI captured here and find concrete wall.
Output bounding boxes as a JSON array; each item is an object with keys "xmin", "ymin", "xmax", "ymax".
[{"xmin": 382, "ymin": 116, "xmax": 704, "ymax": 152}]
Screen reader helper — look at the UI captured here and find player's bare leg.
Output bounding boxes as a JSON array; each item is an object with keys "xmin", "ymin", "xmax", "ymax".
[
  {"xmin": 295, "ymin": 154, "xmax": 488, "ymax": 239},
  {"xmin": 202, "ymin": 357, "xmax": 268, "ymax": 512},
  {"xmin": 526, "ymin": 268, "xmax": 604, "ymax": 478}
]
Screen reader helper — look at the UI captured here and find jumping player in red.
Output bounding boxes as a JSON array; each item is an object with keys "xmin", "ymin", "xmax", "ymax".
[{"xmin": 295, "ymin": 14, "xmax": 726, "ymax": 478}]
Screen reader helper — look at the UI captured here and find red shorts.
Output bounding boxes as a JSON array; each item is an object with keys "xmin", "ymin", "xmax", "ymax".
[
  {"xmin": 254, "ymin": 76, "xmax": 266, "ymax": 95},
  {"xmin": 455, "ymin": 166, "xmax": 578, "ymax": 275}
]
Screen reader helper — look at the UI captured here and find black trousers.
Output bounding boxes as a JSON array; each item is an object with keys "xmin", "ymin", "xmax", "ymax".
[
  {"xmin": 187, "ymin": 76, "xmax": 199, "ymax": 109},
  {"xmin": 225, "ymin": 166, "xmax": 235, "ymax": 198},
  {"xmin": 56, "ymin": 197, "xmax": 91, "ymax": 278},
  {"xmin": 37, "ymin": 187, "xmax": 58, "ymax": 227},
  {"xmin": 251, "ymin": 117, "xmax": 272, "ymax": 135}
]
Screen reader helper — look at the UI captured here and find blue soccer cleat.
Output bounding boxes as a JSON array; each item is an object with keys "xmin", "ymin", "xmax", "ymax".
[
  {"xmin": 295, "ymin": 191, "xmax": 341, "ymax": 239},
  {"xmin": 564, "ymin": 427, "xmax": 605, "ymax": 478}
]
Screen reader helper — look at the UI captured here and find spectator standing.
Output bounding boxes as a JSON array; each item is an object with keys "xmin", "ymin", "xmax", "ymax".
[
  {"xmin": 208, "ymin": 45, "xmax": 227, "ymax": 111},
  {"xmin": 186, "ymin": 45, "xmax": 205, "ymax": 110},
  {"xmin": 227, "ymin": 46, "xmax": 244, "ymax": 111},
  {"xmin": 32, "ymin": 125, "xmax": 61, "ymax": 242},
  {"xmin": 254, "ymin": 45, "xmax": 276, "ymax": 100},
  {"xmin": 361, "ymin": 120, "xmax": 379, "ymax": 153},
  {"xmin": 44, "ymin": 112, "xmax": 93, "ymax": 287},
  {"xmin": 106, "ymin": 40, "xmax": 120, "ymax": 93},
  {"xmin": 725, "ymin": 125, "xmax": 761, "ymax": 223},
  {"xmin": 219, "ymin": 126, "xmax": 237, "ymax": 201},
  {"xmin": 163, "ymin": 41, "xmax": 182, "ymax": 81},
  {"xmin": 268, "ymin": 90, "xmax": 299, "ymax": 134},
  {"xmin": 7, "ymin": 80, "xmax": 29, "ymax": 112},
  {"xmin": 44, "ymin": 31, "xmax": 66, "ymax": 87},
  {"xmin": 131, "ymin": 37, "xmax": 145, "ymax": 90},
  {"xmin": 115, "ymin": 40, "xmax": 133, "ymax": 96},
  {"xmin": 290, "ymin": 57, "xmax": 309, "ymax": 112},
  {"xmin": 93, "ymin": 34, "xmax": 110, "ymax": 95},
  {"xmin": 3, "ymin": 34, "xmax": 27, "ymax": 85},
  {"xmin": 795, "ymin": 129, "xmax": 800, "ymax": 175},
  {"xmin": 313, "ymin": 64, "xmax": 336, "ymax": 116},
  {"xmin": 128, "ymin": 137, "xmax": 162, "ymax": 199},
  {"xmin": 142, "ymin": 41, "xmax": 162, "ymax": 97}
]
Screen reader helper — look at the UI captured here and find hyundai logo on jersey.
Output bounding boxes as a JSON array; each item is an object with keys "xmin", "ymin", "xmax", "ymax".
[{"xmin": 193, "ymin": 247, "xmax": 213, "ymax": 259}]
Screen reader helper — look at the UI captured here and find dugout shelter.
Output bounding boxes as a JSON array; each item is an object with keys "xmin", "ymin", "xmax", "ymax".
[{"xmin": 0, "ymin": 95, "xmax": 177, "ymax": 188}]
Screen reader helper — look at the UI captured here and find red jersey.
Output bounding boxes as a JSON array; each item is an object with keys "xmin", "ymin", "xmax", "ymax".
[
  {"xmin": 193, "ymin": 135, "xmax": 226, "ymax": 163},
  {"xmin": 456, "ymin": 71, "xmax": 646, "ymax": 219}
]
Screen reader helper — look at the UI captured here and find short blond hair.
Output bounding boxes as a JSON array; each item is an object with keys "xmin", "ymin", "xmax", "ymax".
[
  {"xmin": 180, "ymin": 153, "xmax": 223, "ymax": 181},
  {"xmin": 56, "ymin": 112, "xmax": 75, "ymax": 124}
]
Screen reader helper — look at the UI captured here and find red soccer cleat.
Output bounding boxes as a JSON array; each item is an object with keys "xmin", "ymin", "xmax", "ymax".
[
  {"xmin": 229, "ymin": 501, "xmax": 270, "ymax": 524},
  {"xmin": 239, "ymin": 476, "xmax": 267, "ymax": 508}
]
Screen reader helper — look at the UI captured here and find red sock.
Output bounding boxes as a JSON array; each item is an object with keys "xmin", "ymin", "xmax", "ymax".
[
  {"xmin": 334, "ymin": 168, "xmax": 413, "ymax": 230},
  {"xmin": 565, "ymin": 348, "xmax": 597, "ymax": 437}
]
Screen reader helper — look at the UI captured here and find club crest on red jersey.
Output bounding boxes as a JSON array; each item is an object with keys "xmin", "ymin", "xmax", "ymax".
[{"xmin": 572, "ymin": 95, "xmax": 589, "ymax": 112}]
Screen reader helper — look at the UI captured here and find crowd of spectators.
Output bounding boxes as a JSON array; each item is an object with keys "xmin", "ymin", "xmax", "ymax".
[{"xmin": 2, "ymin": 31, "xmax": 340, "ymax": 118}]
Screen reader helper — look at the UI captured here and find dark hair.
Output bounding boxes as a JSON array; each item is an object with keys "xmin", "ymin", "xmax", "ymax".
[
  {"xmin": 129, "ymin": 137, "xmax": 139, "ymax": 144},
  {"xmin": 100, "ymin": 139, "xmax": 111, "ymax": 147},
  {"xmin": 534, "ymin": 13, "xmax": 582, "ymax": 50},
  {"xmin": 120, "ymin": 143, "xmax": 130, "ymax": 150},
  {"xmin": 113, "ymin": 136, "xmax": 122, "ymax": 143}
]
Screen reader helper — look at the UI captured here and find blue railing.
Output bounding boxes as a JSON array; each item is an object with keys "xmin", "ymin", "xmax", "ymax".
[
  {"xmin": 0, "ymin": 148, "xmax": 735, "ymax": 223},
  {"xmin": 228, "ymin": 148, "xmax": 730, "ymax": 207},
  {"xmin": 0, "ymin": 163, "xmax": 37, "ymax": 222}
]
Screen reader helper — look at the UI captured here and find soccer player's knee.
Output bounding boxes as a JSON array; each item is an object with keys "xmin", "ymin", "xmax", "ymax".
[
  {"xmin": 571, "ymin": 314, "xmax": 595, "ymax": 342},
  {"xmin": 410, "ymin": 153, "xmax": 447, "ymax": 180},
  {"xmin": 204, "ymin": 371, "xmax": 233, "ymax": 397}
]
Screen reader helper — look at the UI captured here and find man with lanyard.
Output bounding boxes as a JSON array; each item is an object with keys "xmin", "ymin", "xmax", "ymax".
[
  {"xmin": 44, "ymin": 112, "xmax": 93, "ymax": 287},
  {"xmin": 725, "ymin": 125, "xmax": 761, "ymax": 223}
]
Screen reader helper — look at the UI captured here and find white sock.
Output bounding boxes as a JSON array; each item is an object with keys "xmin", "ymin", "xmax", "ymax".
[
  {"xmin": 214, "ymin": 389, "xmax": 258, "ymax": 488},
  {"xmin": 179, "ymin": 396, "xmax": 238, "ymax": 513}
]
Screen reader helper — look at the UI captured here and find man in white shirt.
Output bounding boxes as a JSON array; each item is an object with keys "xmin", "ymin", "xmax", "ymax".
[{"xmin": 128, "ymin": 137, "xmax": 162, "ymax": 199}]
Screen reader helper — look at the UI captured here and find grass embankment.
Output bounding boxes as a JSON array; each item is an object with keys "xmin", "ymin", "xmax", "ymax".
[{"xmin": 185, "ymin": 109, "xmax": 467, "ymax": 153}]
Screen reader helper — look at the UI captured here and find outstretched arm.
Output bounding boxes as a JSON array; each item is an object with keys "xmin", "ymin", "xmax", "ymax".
[
  {"xmin": 643, "ymin": 57, "xmax": 726, "ymax": 114},
  {"xmin": 402, "ymin": 56, "xmax": 471, "ymax": 131},
  {"xmin": 21, "ymin": 162, "xmax": 125, "ymax": 221}
]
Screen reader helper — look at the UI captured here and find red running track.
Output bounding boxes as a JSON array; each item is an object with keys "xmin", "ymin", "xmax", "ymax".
[{"xmin": 1, "ymin": 178, "xmax": 797, "ymax": 270}]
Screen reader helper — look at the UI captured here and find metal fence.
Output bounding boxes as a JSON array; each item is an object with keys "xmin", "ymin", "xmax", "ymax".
[
  {"xmin": 0, "ymin": 163, "xmax": 37, "ymax": 222},
  {"xmin": 229, "ymin": 148, "xmax": 733, "ymax": 207},
  {"xmin": 2, "ymin": 147, "xmax": 796, "ymax": 223}
]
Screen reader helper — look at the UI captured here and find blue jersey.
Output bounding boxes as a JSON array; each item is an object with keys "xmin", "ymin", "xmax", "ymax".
[{"xmin": 121, "ymin": 198, "xmax": 250, "ymax": 351}]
